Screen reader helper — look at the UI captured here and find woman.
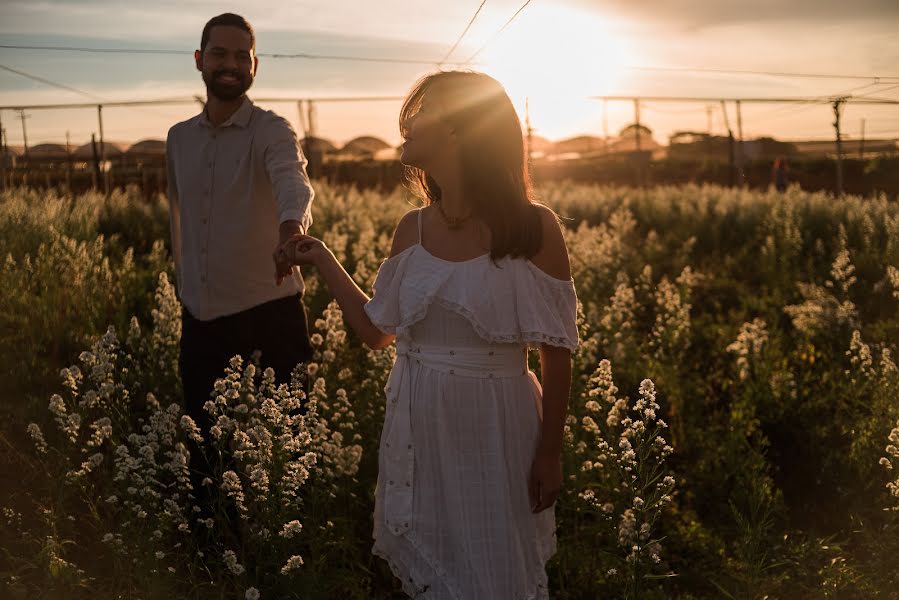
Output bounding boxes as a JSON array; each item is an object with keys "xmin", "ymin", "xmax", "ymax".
[{"xmin": 279, "ymin": 70, "xmax": 578, "ymax": 599}]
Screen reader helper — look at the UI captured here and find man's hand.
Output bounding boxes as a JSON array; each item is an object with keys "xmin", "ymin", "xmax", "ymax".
[
  {"xmin": 278, "ymin": 234, "xmax": 328, "ymax": 268},
  {"xmin": 275, "ymin": 220, "xmax": 303, "ymax": 285}
]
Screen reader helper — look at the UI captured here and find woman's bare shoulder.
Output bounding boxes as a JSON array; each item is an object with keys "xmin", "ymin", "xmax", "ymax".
[
  {"xmin": 528, "ymin": 204, "xmax": 571, "ymax": 281},
  {"xmin": 389, "ymin": 207, "xmax": 422, "ymax": 258}
]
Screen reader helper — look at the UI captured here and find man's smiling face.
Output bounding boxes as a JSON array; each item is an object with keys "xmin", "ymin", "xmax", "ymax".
[{"xmin": 196, "ymin": 25, "xmax": 257, "ymax": 101}]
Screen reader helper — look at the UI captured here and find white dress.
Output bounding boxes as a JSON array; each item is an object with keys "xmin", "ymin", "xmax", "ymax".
[{"xmin": 363, "ymin": 210, "xmax": 579, "ymax": 599}]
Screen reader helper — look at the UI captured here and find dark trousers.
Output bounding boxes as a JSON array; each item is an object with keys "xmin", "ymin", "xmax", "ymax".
[{"xmin": 179, "ymin": 293, "xmax": 314, "ymax": 518}]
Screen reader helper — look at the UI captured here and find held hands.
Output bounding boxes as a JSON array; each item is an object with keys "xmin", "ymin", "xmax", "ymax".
[
  {"xmin": 274, "ymin": 234, "xmax": 329, "ymax": 275},
  {"xmin": 275, "ymin": 220, "xmax": 304, "ymax": 286},
  {"xmin": 529, "ymin": 446, "xmax": 563, "ymax": 514}
]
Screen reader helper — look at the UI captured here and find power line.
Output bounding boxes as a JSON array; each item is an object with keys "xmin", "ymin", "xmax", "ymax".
[
  {"xmin": 438, "ymin": 0, "xmax": 488, "ymax": 66},
  {"xmin": 860, "ymin": 83, "xmax": 899, "ymax": 96},
  {"xmin": 0, "ymin": 44, "xmax": 464, "ymax": 67},
  {"xmin": 6, "ymin": 43, "xmax": 899, "ymax": 84},
  {"xmin": 463, "ymin": 0, "xmax": 535, "ymax": 64},
  {"xmin": 0, "ymin": 64, "xmax": 103, "ymax": 101},
  {"xmin": 589, "ymin": 94, "xmax": 899, "ymax": 105},
  {"xmin": 0, "ymin": 64, "xmax": 190, "ymax": 121},
  {"xmin": 624, "ymin": 65, "xmax": 899, "ymax": 82},
  {"xmin": 0, "ymin": 96, "xmax": 406, "ymax": 111}
]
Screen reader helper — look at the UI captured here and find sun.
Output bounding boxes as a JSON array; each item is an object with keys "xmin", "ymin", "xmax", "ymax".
[{"xmin": 475, "ymin": 4, "xmax": 635, "ymax": 140}]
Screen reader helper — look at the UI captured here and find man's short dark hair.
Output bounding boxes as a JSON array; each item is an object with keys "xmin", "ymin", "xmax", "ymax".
[{"xmin": 201, "ymin": 13, "xmax": 256, "ymax": 53}]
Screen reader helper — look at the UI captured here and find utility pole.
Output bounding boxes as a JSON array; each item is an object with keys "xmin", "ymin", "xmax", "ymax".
[
  {"xmin": 859, "ymin": 118, "xmax": 865, "ymax": 159},
  {"xmin": 65, "ymin": 130, "xmax": 72, "ymax": 194},
  {"xmin": 633, "ymin": 99, "xmax": 643, "ymax": 188},
  {"xmin": 735, "ymin": 99, "xmax": 746, "ymax": 186},
  {"xmin": 91, "ymin": 133, "xmax": 100, "ymax": 189},
  {"xmin": 98, "ymin": 104, "xmax": 109, "ymax": 196},
  {"xmin": 633, "ymin": 99, "xmax": 642, "ymax": 153},
  {"xmin": 305, "ymin": 100, "xmax": 321, "ymax": 179},
  {"xmin": 602, "ymin": 98, "xmax": 609, "ymax": 153},
  {"xmin": 0, "ymin": 111, "xmax": 6, "ymax": 192},
  {"xmin": 720, "ymin": 100, "xmax": 736, "ymax": 187},
  {"xmin": 832, "ymin": 98, "xmax": 846, "ymax": 197},
  {"xmin": 297, "ymin": 100, "xmax": 307, "ymax": 138},
  {"xmin": 17, "ymin": 109, "xmax": 29, "ymax": 157}
]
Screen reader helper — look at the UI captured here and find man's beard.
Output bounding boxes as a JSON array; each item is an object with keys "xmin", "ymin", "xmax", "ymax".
[{"xmin": 203, "ymin": 69, "xmax": 253, "ymax": 101}]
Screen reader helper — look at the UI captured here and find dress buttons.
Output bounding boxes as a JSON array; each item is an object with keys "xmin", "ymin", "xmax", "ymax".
[
  {"xmin": 388, "ymin": 480, "xmax": 394, "ymax": 485},
  {"xmin": 489, "ymin": 351, "xmax": 495, "ymax": 356},
  {"xmin": 407, "ymin": 444, "xmax": 412, "ymax": 449},
  {"xmin": 449, "ymin": 350, "xmax": 455, "ymax": 355},
  {"xmin": 449, "ymin": 369, "xmax": 454, "ymax": 375}
]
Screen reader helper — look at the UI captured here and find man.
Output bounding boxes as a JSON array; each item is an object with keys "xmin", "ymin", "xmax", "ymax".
[{"xmin": 166, "ymin": 13, "xmax": 315, "ymax": 496}]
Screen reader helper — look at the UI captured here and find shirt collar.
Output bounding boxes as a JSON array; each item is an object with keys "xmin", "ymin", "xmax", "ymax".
[{"xmin": 197, "ymin": 96, "xmax": 254, "ymax": 129}]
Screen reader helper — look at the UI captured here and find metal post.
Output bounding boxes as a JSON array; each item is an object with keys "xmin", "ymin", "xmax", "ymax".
[
  {"xmin": 603, "ymin": 98, "xmax": 609, "ymax": 153},
  {"xmin": 0, "ymin": 111, "xmax": 6, "ymax": 192},
  {"xmin": 98, "ymin": 104, "xmax": 109, "ymax": 196},
  {"xmin": 720, "ymin": 100, "xmax": 736, "ymax": 187},
  {"xmin": 91, "ymin": 133, "xmax": 100, "ymax": 189},
  {"xmin": 736, "ymin": 100, "xmax": 746, "ymax": 185},
  {"xmin": 832, "ymin": 98, "xmax": 845, "ymax": 197},
  {"xmin": 859, "ymin": 118, "xmax": 865, "ymax": 159},
  {"xmin": 65, "ymin": 130, "xmax": 72, "ymax": 195},
  {"xmin": 633, "ymin": 99, "xmax": 643, "ymax": 187},
  {"xmin": 18, "ymin": 109, "xmax": 29, "ymax": 157},
  {"xmin": 305, "ymin": 100, "xmax": 321, "ymax": 179},
  {"xmin": 634, "ymin": 99, "xmax": 642, "ymax": 154},
  {"xmin": 297, "ymin": 100, "xmax": 307, "ymax": 138}
]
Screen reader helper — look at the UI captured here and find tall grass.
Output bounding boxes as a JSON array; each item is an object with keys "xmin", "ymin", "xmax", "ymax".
[{"xmin": 1, "ymin": 182, "xmax": 897, "ymax": 598}]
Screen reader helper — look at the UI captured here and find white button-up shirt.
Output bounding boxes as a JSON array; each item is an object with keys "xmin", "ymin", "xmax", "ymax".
[{"xmin": 166, "ymin": 97, "xmax": 314, "ymax": 321}]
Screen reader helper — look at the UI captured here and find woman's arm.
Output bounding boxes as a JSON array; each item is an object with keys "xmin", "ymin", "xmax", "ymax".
[
  {"xmin": 280, "ymin": 210, "xmax": 419, "ymax": 350},
  {"xmin": 528, "ymin": 204, "xmax": 575, "ymax": 513},
  {"xmin": 530, "ymin": 344, "xmax": 572, "ymax": 513}
]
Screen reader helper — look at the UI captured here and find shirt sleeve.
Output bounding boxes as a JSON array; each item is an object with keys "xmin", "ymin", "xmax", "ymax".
[
  {"xmin": 165, "ymin": 126, "xmax": 183, "ymax": 294},
  {"xmin": 262, "ymin": 115, "xmax": 315, "ymax": 233}
]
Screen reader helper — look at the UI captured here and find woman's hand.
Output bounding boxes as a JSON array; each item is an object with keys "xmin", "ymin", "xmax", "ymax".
[
  {"xmin": 529, "ymin": 446, "xmax": 563, "ymax": 513},
  {"xmin": 276, "ymin": 234, "xmax": 330, "ymax": 268}
]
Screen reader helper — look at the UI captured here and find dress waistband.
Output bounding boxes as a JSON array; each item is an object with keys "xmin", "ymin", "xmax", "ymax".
[{"xmin": 395, "ymin": 340, "xmax": 528, "ymax": 379}]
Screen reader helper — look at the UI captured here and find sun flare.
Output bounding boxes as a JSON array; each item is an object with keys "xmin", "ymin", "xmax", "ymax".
[{"xmin": 476, "ymin": 5, "xmax": 636, "ymax": 140}]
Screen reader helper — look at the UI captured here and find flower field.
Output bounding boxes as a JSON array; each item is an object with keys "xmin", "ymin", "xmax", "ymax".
[{"xmin": 1, "ymin": 182, "xmax": 897, "ymax": 599}]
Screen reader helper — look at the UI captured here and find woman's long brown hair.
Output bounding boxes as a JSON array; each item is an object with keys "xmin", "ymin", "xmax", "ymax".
[{"xmin": 399, "ymin": 71, "xmax": 544, "ymax": 260}]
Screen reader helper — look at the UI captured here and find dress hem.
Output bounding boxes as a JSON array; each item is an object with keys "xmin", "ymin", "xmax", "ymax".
[{"xmin": 372, "ymin": 527, "xmax": 553, "ymax": 600}]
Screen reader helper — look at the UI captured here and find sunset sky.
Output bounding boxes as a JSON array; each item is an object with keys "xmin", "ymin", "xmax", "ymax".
[{"xmin": 2, "ymin": 0, "xmax": 898, "ymax": 148}]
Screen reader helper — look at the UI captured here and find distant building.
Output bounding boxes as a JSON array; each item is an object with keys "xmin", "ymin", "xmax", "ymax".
[{"xmin": 337, "ymin": 136, "xmax": 391, "ymax": 160}]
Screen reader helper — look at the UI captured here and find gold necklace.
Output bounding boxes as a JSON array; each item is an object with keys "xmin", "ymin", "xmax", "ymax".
[{"xmin": 435, "ymin": 202, "xmax": 471, "ymax": 230}]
